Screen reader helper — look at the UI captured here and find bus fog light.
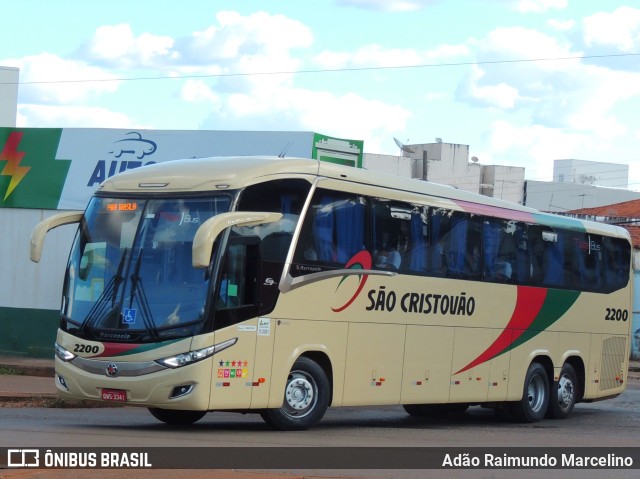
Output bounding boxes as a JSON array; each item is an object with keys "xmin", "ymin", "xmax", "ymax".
[
  {"xmin": 57, "ymin": 374, "xmax": 69, "ymax": 391},
  {"xmin": 170, "ymin": 384, "xmax": 195, "ymax": 399}
]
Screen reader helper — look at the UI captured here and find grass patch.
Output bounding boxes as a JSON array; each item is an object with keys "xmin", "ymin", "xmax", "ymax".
[{"xmin": 0, "ymin": 365, "xmax": 21, "ymax": 375}]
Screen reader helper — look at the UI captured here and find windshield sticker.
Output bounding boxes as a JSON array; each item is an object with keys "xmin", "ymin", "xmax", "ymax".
[
  {"xmin": 123, "ymin": 308, "xmax": 137, "ymax": 325},
  {"xmin": 227, "ymin": 283, "xmax": 239, "ymax": 297}
]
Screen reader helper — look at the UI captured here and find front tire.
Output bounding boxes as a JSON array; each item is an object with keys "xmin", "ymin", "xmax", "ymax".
[
  {"xmin": 148, "ymin": 407, "xmax": 206, "ymax": 425},
  {"xmin": 260, "ymin": 357, "xmax": 330, "ymax": 431},
  {"xmin": 546, "ymin": 363, "xmax": 578, "ymax": 419},
  {"xmin": 509, "ymin": 361, "xmax": 549, "ymax": 423}
]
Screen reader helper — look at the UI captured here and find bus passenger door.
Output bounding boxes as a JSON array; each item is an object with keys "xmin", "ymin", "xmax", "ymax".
[{"xmin": 208, "ymin": 237, "xmax": 264, "ymax": 410}]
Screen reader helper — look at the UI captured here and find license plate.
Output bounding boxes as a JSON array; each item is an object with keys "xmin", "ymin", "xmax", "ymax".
[{"xmin": 101, "ymin": 388, "xmax": 127, "ymax": 402}]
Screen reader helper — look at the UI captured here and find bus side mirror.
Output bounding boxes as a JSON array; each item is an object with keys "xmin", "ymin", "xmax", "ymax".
[
  {"xmin": 30, "ymin": 211, "xmax": 84, "ymax": 263},
  {"xmin": 192, "ymin": 211, "xmax": 283, "ymax": 268}
]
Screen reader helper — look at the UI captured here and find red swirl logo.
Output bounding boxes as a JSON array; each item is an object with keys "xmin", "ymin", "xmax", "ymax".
[{"xmin": 332, "ymin": 250, "xmax": 372, "ymax": 313}]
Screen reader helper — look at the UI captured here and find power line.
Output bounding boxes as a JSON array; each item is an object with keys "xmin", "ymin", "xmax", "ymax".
[{"xmin": 1, "ymin": 52, "xmax": 639, "ymax": 86}]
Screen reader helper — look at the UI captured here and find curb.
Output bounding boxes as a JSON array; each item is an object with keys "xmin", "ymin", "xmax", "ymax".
[{"xmin": 0, "ymin": 356, "xmax": 55, "ymax": 377}]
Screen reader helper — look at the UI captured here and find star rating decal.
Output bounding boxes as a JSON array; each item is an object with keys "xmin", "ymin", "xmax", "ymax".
[{"xmin": 217, "ymin": 359, "xmax": 250, "ymax": 379}]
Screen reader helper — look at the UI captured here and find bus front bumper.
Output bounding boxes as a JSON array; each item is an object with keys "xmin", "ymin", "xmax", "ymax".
[{"xmin": 54, "ymin": 355, "xmax": 214, "ymax": 410}]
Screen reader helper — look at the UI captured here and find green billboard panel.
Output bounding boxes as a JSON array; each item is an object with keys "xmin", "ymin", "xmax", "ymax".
[
  {"xmin": 312, "ymin": 133, "xmax": 363, "ymax": 168},
  {"xmin": 0, "ymin": 128, "xmax": 71, "ymax": 209}
]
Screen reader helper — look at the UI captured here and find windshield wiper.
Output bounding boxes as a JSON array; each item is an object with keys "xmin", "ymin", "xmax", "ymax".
[
  {"xmin": 128, "ymin": 249, "xmax": 159, "ymax": 340},
  {"xmin": 80, "ymin": 248, "xmax": 128, "ymax": 332}
]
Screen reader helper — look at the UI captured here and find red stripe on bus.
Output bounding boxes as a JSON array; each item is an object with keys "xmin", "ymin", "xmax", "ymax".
[{"xmin": 455, "ymin": 286, "xmax": 547, "ymax": 374}]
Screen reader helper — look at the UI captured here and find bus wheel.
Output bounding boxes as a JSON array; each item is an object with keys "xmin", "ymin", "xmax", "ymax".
[
  {"xmin": 148, "ymin": 408, "xmax": 206, "ymax": 425},
  {"xmin": 403, "ymin": 403, "xmax": 469, "ymax": 417},
  {"xmin": 546, "ymin": 363, "xmax": 578, "ymax": 419},
  {"xmin": 260, "ymin": 357, "xmax": 330, "ymax": 431},
  {"xmin": 509, "ymin": 362, "xmax": 549, "ymax": 423}
]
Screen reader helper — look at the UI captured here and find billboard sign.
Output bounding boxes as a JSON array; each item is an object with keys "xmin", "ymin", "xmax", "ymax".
[{"xmin": 0, "ymin": 128, "xmax": 364, "ymax": 210}]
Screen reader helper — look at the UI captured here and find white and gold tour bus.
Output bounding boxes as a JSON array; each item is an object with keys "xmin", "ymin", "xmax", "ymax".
[{"xmin": 30, "ymin": 156, "xmax": 632, "ymax": 430}]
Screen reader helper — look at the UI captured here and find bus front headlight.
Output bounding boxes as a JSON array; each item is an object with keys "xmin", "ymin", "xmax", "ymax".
[
  {"xmin": 155, "ymin": 337, "xmax": 238, "ymax": 369},
  {"xmin": 55, "ymin": 343, "xmax": 76, "ymax": 362},
  {"xmin": 156, "ymin": 346, "xmax": 215, "ymax": 368}
]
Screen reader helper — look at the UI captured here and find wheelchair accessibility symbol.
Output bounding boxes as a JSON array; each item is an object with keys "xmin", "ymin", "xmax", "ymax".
[{"xmin": 123, "ymin": 308, "xmax": 137, "ymax": 324}]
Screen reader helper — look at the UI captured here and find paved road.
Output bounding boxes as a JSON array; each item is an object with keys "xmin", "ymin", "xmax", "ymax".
[{"xmin": 1, "ymin": 378, "xmax": 639, "ymax": 479}]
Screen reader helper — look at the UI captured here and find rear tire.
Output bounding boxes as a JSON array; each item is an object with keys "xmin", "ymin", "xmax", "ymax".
[
  {"xmin": 260, "ymin": 356, "xmax": 330, "ymax": 431},
  {"xmin": 509, "ymin": 362, "xmax": 549, "ymax": 423},
  {"xmin": 546, "ymin": 363, "xmax": 578, "ymax": 419},
  {"xmin": 148, "ymin": 407, "xmax": 206, "ymax": 425}
]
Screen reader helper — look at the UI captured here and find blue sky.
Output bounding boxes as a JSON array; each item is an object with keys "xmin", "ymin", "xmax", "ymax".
[{"xmin": 2, "ymin": 0, "xmax": 640, "ymax": 187}]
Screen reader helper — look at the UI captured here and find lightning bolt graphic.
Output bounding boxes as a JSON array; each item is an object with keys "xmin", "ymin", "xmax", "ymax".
[{"xmin": 0, "ymin": 132, "xmax": 30, "ymax": 201}]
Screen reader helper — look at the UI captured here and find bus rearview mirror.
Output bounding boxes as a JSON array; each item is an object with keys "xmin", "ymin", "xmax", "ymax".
[
  {"xmin": 30, "ymin": 211, "xmax": 84, "ymax": 263},
  {"xmin": 192, "ymin": 211, "xmax": 283, "ymax": 268}
]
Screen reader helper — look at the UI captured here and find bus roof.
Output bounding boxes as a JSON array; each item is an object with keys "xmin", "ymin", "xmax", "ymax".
[{"xmin": 98, "ymin": 156, "xmax": 629, "ymax": 240}]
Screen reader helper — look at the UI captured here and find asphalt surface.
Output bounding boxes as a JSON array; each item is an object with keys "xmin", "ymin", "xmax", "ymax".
[
  {"xmin": 0, "ymin": 356, "xmax": 340, "ymax": 479},
  {"xmin": 2, "ymin": 354, "xmax": 639, "ymax": 479}
]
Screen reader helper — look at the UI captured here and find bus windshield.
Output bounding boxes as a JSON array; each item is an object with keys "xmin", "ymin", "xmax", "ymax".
[{"xmin": 62, "ymin": 195, "xmax": 232, "ymax": 339}]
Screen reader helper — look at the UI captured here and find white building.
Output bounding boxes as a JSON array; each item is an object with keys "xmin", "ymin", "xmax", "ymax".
[
  {"xmin": 524, "ymin": 180, "xmax": 640, "ymax": 213},
  {"xmin": 554, "ymin": 159, "xmax": 628, "ymax": 188},
  {"xmin": 480, "ymin": 165, "xmax": 525, "ymax": 204},
  {"xmin": 364, "ymin": 141, "xmax": 525, "ymax": 204},
  {"xmin": 0, "ymin": 66, "xmax": 18, "ymax": 127}
]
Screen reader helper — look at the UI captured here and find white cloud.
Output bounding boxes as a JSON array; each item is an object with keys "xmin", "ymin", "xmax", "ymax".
[
  {"xmin": 460, "ymin": 65, "xmax": 521, "ymax": 109},
  {"xmin": 478, "ymin": 26, "xmax": 574, "ymax": 61},
  {"xmin": 84, "ymin": 24, "xmax": 174, "ymax": 67},
  {"xmin": 176, "ymin": 11, "xmax": 312, "ymax": 67},
  {"xmin": 5, "ymin": 53, "xmax": 120, "ymax": 104},
  {"xmin": 180, "ymin": 79, "xmax": 220, "ymax": 103},
  {"xmin": 458, "ymin": 27, "xmax": 579, "ymax": 112},
  {"xmin": 195, "ymin": 82, "xmax": 411, "ymax": 152},
  {"xmin": 454, "ymin": 20, "xmax": 640, "ymax": 183},
  {"xmin": 486, "ymin": 120, "xmax": 588, "ymax": 180},
  {"xmin": 563, "ymin": 67, "xmax": 640, "ymax": 139},
  {"xmin": 76, "ymin": 11, "xmax": 312, "ymax": 81},
  {"xmin": 314, "ymin": 43, "xmax": 469, "ymax": 70},
  {"xmin": 583, "ymin": 6, "xmax": 640, "ymax": 52}
]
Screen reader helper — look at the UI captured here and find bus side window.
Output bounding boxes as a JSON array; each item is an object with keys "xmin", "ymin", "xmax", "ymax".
[
  {"xmin": 295, "ymin": 189, "xmax": 366, "ymax": 267},
  {"xmin": 403, "ymin": 207, "xmax": 429, "ymax": 274},
  {"xmin": 603, "ymin": 236, "xmax": 630, "ymax": 291},
  {"xmin": 436, "ymin": 212, "xmax": 481, "ymax": 279},
  {"xmin": 483, "ymin": 219, "xmax": 510, "ymax": 282},
  {"xmin": 528, "ymin": 226, "xmax": 545, "ymax": 285},
  {"xmin": 542, "ymin": 230, "xmax": 568, "ymax": 288},
  {"xmin": 514, "ymin": 223, "xmax": 530, "ymax": 284},
  {"xmin": 430, "ymin": 209, "xmax": 450, "ymax": 276},
  {"xmin": 569, "ymin": 234, "xmax": 602, "ymax": 291}
]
